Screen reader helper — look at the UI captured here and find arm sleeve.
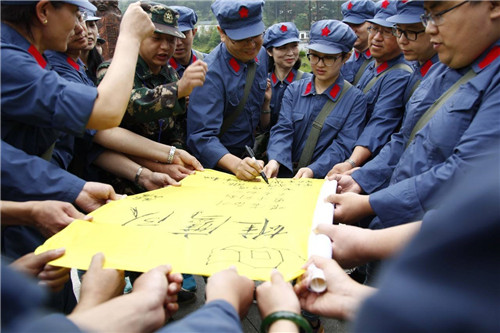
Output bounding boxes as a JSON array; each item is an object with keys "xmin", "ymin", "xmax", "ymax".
[
  {"xmin": 159, "ymin": 300, "xmax": 242, "ymax": 333},
  {"xmin": 127, "ymin": 83, "xmax": 186, "ymax": 123},
  {"xmin": 1, "ymin": 140, "xmax": 85, "ymax": 203},
  {"xmin": 186, "ymin": 72, "xmax": 231, "ymax": 168},
  {"xmin": 1, "ymin": 47, "xmax": 96, "ymax": 136},
  {"xmin": 370, "ymin": 82, "xmax": 500, "ymax": 227},
  {"xmin": 355, "ymin": 71, "xmax": 411, "ymax": 155},
  {"xmin": 353, "ymin": 129, "xmax": 406, "ymax": 194},
  {"xmin": 97, "ymin": 63, "xmax": 185, "ymax": 123},
  {"xmin": 266, "ymin": 85, "xmax": 298, "ymax": 172}
]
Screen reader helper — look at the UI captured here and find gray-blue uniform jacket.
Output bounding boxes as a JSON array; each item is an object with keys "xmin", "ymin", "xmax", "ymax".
[
  {"xmin": 267, "ymin": 74, "xmax": 367, "ymax": 178},
  {"xmin": 187, "ymin": 43, "xmax": 268, "ymax": 167},
  {"xmin": 352, "ymin": 55, "xmax": 441, "ymax": 194},
  {"xmin": 368, "ymin": 40, "xmax": 500, "ymax": 229},
  {"xmin": 341, "ymin": 48, "xmax": 372, "ymax": 84},
  {"xmin": 268, "ymin": 68, "xmax": 312, "ymax": 127},
  {"xmin": 355, "ymin": 53, "xmax": 412, "ymax": 156}
]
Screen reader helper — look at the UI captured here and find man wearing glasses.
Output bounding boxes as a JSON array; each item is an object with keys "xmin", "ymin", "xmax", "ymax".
[
  {"xmin": 187, "ymin": 0, "xmax": 268, "ymax": 181},
  {"xmin": 340, "ymin": 0, "xmax": 376, "ymax": 85},
  {"xmin": 331, "ymin": 0, "xmax": 412, "ymax": 175},
  {"xmin": 325, "ymin": 0, "xmax": 500, "ymax": 252},
  {"xmin": 388, "ymin": 0, "xmax": 438, "ymax": 104},
  {"xmin": 327, "ymin": 0, "xmax": 440, "ymax": 208}
]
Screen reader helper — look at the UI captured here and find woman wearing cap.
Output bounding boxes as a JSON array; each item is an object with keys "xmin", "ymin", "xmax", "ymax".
[
  {"xmin": 264, "ymin": 20, "xmax": 367, "ymax": 179},
  {"xmin": 80, "ymin": 8, "xmax": 104, "ymax": 85},
  {"xmin": 253, "ymin": 22, "xmax": 312, "ymax": 160},
  {"xmin": 2, "ymin": 1, "xmax": 154, "ymax": 142},
  {"xmin": 0, "ymin": 0, "xmax": 154, "ymax": 297}
]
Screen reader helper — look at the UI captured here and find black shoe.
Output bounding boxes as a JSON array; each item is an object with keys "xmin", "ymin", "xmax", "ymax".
[{"xmin": 177, "ymin": 289, "xmax": 196, "ymax": 305}]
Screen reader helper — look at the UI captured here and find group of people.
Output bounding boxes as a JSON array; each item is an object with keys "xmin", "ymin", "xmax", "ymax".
[{"xmin": 1, "ymin": 0, "xmax": 499, "ymax": 332}]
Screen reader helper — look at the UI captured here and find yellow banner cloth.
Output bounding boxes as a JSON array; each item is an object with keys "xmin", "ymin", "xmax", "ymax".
[{"xmin": 36, "ymin": 169, "xmax": 324, "ymax": 281}]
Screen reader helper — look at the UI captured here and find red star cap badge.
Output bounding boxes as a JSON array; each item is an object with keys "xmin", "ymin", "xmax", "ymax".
[
  {"xmin": 321, "ymin": 26, "xmax": 331, "ymax": 36},
  {"xmin": 381, "ymin": 0, "xmax": 390, "ymax": 9},
  {"xmin": 239, "ymin": 7, "xmax": 249, "ymax": 18},
  {"xmin": 280, "ymin": 24, "xmax": 288, "ymax": 32},
  {"xmin": 347, "ymin": 2, "xmax": 353, "ymax": 10}
]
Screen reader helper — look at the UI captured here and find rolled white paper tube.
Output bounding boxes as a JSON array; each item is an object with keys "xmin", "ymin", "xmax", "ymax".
[
  {"xmin": 308, "ymin": 263, "xmax": 327, "ymax": 293},
  {"xmin": 306, "ymin": 233, "xmax": 333, "ymax": 293},
  {"xmin": 310, "ymin": 233, "xmax": 333, "ymax": 258}
]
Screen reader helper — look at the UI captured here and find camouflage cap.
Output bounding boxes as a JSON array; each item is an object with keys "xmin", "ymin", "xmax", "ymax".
[{"xmin": 143, "ymin": 2, "xmax": 185, "ymax": 39}]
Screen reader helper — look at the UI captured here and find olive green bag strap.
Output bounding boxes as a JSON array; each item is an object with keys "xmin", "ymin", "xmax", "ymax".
[
  {"xmin": 362, "ymin": 63, "xmax": 413, "ymax": 94},
  {"xmin": 405, "ymin": 79, "xmax": 421, "ymax": 105},
  {"xmin": 406, "ymin": 68, "xmax": 476, "ymax": 147},
  {"xmin": 353, "ymin": 57, "xmax": 371, "ymax": 86},
  {"xmin": 295, "ymin": 70, "xmax": 304, "ymax": 81},
  {"xmin": 40, "ymin": 143, "xmax": 55, "ymax": 161},
  {"xmin": 218, "ymin": 62, "xmax": 257, "ymax": 138},
  {"xmin": 295, "ymin": 81, "xmax": 353, "ymax": 172}
]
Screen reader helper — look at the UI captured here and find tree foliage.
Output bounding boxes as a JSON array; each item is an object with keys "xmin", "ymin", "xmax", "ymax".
[{"xmin": 118, "ymin": 0, "xmax": 347, "ymax": 53}]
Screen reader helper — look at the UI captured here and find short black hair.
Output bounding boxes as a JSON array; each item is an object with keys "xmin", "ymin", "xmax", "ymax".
[{"xmin": 1, "ymin": 2, "xmax": 64, "ymax": 41}]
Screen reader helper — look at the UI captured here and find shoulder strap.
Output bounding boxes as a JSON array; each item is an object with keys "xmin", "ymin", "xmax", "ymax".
[
  {"xmin": 40, "ymin": 143, "xmax": 55, "ymax": 161},
  {"xmin": 218, "ymin": 62, "xmax": 257, "ymax": 138},
  {"xmin": 353, "ymin": 58, "xmax": 371, "ymax": 86},
  {"xmin": 295, "ymin": 70, "xmax": 304, "ymax": 81},
  {"xmin": 406, "ymin": 68, "xmax": 476, "ymax": 148},
  {"xmin": 405, "ymin": 79, "xmax": 421, "ymax": 105},
  {"xmin": 362, "ymin": 63, "xmax": 413, "ymax": 94},
  {"xmin": 296, "ymin": 81, "xmax": 353, "ymax": 171}
]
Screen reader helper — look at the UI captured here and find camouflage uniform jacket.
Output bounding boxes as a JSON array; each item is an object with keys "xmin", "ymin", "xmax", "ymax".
[
  {"xmin": 97, "ymin": 55, "xmax": 187, "ymax": 148},
  {"xmin": 96, "ymin": 56, "xmax": 187, "ymax": 195}
]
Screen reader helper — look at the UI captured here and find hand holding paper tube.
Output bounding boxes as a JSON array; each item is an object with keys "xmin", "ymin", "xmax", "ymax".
[{"xmin": 306, "ymin": 233, "xmax": 333, "ymax": 293}]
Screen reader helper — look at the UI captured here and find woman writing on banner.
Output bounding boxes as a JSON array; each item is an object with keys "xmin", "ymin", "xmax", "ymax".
[{"xmin": 264, "ymin": 20, "xmax": 367, "ymax": 179}]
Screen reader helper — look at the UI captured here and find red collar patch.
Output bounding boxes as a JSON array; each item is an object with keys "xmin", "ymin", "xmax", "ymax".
[
  {"xmin": 229, "ymin": 57, "xmax": 240, "ymax": 72},
  {"xmin": 376, "ymin": 61, "xmax": 389, "ymax": 74},
  {"xmin": 27, "ymin": 45, "xmax": 47, "ymax": 69},
  {"xmin": 355, "ymin": 50, "xmax": 360, "ymax": 60},
  {"xmin": 285, "ymin": 71, "xmax": 294, "ymax": 83},
  {"xmin": 239, "ymin": 7, "xmax": 249, "ymax": 18},
  {"xmin": 304, "ymin": 81, "xmax": 312, "ymax": 94},
  {"xmin": 66, "ymin": 56, "xmax": 80, "ymax": 71},
  {"xmin": 365, "ymin": 49, "xmax": 372, "ymax": 57},
  {"xmin": 347, "ymin": 1, "xmax": 353, "ymax": 10},
  {"xmin": 420, "ymin": 58, "xmax": 433, "ymax": 77},
  {"xmin": 192, "ymin": 53, "xmax": 198, "ymax": 62},
  {"xmin": 280, "ymin": 25, "xmax": 288, "ymax": 32},
  {"xmin": 329, "ymin": 84, "xmax": 340, "ymax": 99},
  {"xmin": 271, "ymin": 72, "xmax": 278, "ymax": 84},
  {"xmin": 321, "ymin": 26, "xmax": 331, "ymax": 37},
  {"xmin": 169, "ymin": 57, "xmax": 178, "ymax": 69},
  {"xmin": 478, "ymin": 45, "xmax": 500, "ymax": 70}
]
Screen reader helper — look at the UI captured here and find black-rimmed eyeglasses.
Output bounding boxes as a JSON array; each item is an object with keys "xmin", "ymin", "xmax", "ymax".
[
  {"xmin": 307, "ymin": 53, "xmax": 342, "ymax": 67},
  {"xmin": 420, "ymin": 1, "xmax": 469, "ymax": 27},
  {"xmin": 392, "ymin": 27, "xmax": 425, "ymax": 41}
]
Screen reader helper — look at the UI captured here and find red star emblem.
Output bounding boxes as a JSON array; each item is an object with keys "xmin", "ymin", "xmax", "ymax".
[
  {"xmin": 347, "ymin": 1, "xmax": 353, "ymax": 10},
  {"xmin": 321, "ymin": 26, "xmax": 330, "ymax": 36},
  {"xmin": 402, "ymin": 0, "xmax": 408, "ymax": 2},
  {"xmin": 381, "ymin": 0, "xmax": 390, "ymax": 9},
  {"xmin": 280, "ymin": 24, "xmax": 288, "ymax": 32},
  {"xmin": 239, "ymin": 7, "xmax": 248, "ymax": 18}
]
